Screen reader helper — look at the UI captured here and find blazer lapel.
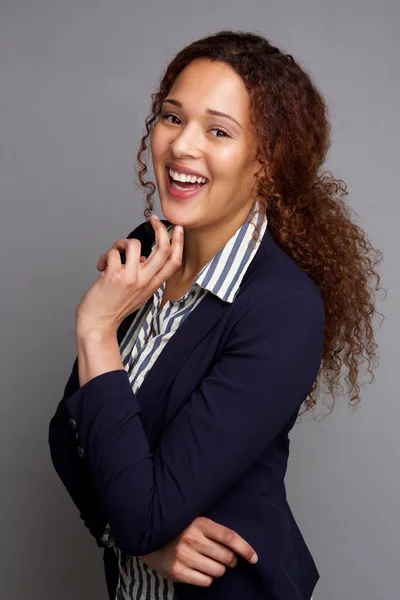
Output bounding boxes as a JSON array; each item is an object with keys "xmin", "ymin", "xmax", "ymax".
[{"xmin": 136, "ymin": 292, "xmax": 224, "ymax": 431}]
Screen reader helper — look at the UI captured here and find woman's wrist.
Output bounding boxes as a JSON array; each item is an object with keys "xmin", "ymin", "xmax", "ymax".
[{"xmin": 76, "ymin": 328, "xmax": 124, "ymax": 387}]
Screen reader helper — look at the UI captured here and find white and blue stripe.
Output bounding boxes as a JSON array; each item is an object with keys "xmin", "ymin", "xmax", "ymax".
[{"xmin": 102, "ymin": 201, "xmax": 268, "ymax": 599}]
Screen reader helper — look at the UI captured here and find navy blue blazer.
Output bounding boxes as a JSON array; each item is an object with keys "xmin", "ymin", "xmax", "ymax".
[{"xmin": 48, "ymin": 219, "xmax": 325, "ymax": 600}]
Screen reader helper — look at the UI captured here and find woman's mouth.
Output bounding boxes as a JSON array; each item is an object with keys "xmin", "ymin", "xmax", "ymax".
[{"xmin": 165, "ymin": 167, "xmax": 209, "ymax": 200}]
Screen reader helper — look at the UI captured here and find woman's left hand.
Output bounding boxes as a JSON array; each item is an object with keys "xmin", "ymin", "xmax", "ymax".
[
  {"xmin": 138, "ymin": 516, "xmax": 258, "ymax": 586},
  {"xmin": 76, "ymin": 216, "xmax": 184, "ymax": 337}
]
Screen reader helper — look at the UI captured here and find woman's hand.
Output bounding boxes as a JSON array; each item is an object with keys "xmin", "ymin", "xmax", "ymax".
[
  {"xmin": 76, "ymin": 216, "xmax": 183, "ymax": 337},
  {"xmin": 138, "ymin": 516, "xmax": 258, "ymax": 587}
]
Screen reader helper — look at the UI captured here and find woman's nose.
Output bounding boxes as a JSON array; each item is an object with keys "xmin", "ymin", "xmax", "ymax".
[{"xmin": 170, "ymin": 125, "xmax": 203, "ymax": 158}]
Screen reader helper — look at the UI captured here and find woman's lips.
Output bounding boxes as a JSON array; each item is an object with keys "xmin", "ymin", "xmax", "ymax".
[{"xmin": 165, "ymin": 166, "xmax": 209, "ymax": 200}]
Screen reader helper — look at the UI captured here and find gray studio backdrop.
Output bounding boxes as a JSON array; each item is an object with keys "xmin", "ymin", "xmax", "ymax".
[{"xmin": 1, "ymin": 2, "xmax": 398, "ymax": 599}]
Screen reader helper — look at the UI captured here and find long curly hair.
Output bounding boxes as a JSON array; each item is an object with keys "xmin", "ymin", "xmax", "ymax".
[{"xmin": 134, "ymin": 29, "xmax": 385, "ymax": 419}]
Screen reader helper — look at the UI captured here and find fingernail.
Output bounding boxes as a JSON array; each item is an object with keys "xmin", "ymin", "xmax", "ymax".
[
  {"xmin": 176, "ymin": 225, "xmax": 183, "ymax": 234},
  {"xmin": 250, "ymin": 553, "xmax": 258, "ymax": 564},
  {"xmin": 153, "ymin": 214, "xmax": 160, "ymax": 220}
]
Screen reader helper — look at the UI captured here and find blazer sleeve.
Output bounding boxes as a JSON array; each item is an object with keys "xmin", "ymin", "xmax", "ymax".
[
  {"xmin": 57, "ymin": 289, "xmax": 325, "ymax": 556},
  {"xmin": 48, "ymin": 220, "xmax": 151, "ymax": 547},
  {"xmin": 48, "ymin": 356, "xmax": 109, "ymax": 546}
]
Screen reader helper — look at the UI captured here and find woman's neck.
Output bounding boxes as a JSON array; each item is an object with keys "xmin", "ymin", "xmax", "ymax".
[{"xmin": 175, "ymin": 200, "xmax": 254, "ymax": 284}]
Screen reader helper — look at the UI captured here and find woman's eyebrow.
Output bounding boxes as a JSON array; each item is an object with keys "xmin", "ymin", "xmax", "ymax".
[{"xmin": 162, "ymin": 98, "xmax": 243, "ymax": 130}]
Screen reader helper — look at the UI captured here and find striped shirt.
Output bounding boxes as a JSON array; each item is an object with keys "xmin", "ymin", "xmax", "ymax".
[{"xmin": 102, "ymin": 201, "xmax": 268, "ymax": 600}]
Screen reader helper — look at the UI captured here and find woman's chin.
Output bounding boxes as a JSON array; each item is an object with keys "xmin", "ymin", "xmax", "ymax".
[{"xmin": 159, "ymin": 201, "xmax": 197, "ymax": 228}]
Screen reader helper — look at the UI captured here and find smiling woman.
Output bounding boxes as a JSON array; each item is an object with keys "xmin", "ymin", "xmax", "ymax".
[{"xmin": 49, "ymin": 28, "xmax": 384, "ymax": 600}]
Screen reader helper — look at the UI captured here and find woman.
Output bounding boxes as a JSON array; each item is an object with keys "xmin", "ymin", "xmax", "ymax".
[{"xmin": 48, "ymin": 30, "xmax": 384, "ymax": 600}]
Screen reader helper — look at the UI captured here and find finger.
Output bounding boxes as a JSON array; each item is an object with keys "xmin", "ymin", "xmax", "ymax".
[
  {"xmin": 144, "ymin": 222, "xmax": 184, "ymax": 287},
  {"xmin": 124, "ymin": 238, "xmax": 141, "ymax": 277},
  {"xmin": 100, "ymin": 248, "xmax": 122, "ymax": 275},
  {"xmin": 200, "ymin": 519, "xmax": 258, "ymax": 564},
  {"xmin": 170, "ymin": 565, "xmax": 213, "ymax": 587},
  {"xmin": 177, "ymin": 547, "xmax": 228, "ymax": 578},
  {"xmin": 140, "ymin": 215, "xmax": 173, "ymax": 277},
  {"xmin": 193, "ymin": 537, "xmax": 238, "ymax": 569},
  {"xmin": 97, "ymin": 239, "xmax": 130, "ymax": 271},
  {"xmin": 169, "ymin": 224, "xmax": 184, "ymax": 269}
]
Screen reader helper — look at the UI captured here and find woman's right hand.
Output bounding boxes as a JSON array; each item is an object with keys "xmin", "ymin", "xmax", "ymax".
[
  {"xmin": 138, "ymin": 516, "xmax": 258, "ymax": 587},
  {"xmin": 75, "ymin": 216, "xmax": 183, "ymax": 336}
]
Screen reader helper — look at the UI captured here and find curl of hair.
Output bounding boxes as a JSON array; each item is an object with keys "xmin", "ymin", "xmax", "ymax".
[{"xmin": 134, "ymin": 29, "xmax": 386, "ymax": 419}]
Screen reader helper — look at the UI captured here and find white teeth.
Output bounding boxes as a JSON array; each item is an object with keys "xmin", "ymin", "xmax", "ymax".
[{"xmin": 168, "ymin": 167, "xmax": 208, "ymax": 184}]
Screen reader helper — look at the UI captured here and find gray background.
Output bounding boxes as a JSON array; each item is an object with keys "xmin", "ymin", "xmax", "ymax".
[{"xmin": 1, "ymin": 1, "xmax": 398, "ymax": 599}]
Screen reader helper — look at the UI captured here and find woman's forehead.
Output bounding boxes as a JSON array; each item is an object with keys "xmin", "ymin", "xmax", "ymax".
[{"xmin": 167, "ymin": 61, "xmax": 252, "ymax": 127}]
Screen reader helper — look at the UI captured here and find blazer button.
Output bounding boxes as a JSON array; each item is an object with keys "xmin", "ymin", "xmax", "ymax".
[
  {"xmin": 69, "ymin": 418, "xmax": 77, "ymax": 429},
  {"xmin": 77, "ymin": 446, "xmax": 85, "ymax": 458}
]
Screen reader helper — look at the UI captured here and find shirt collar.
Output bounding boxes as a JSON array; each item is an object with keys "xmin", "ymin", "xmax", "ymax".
[{"xmin": 152, "ymin": 201, "xmax": 268, "ymax": 303}]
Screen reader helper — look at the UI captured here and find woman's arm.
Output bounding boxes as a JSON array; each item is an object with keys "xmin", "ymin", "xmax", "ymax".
[
  {"xmin": 49, "ymin": 357, "xmax": 258, "ymax": 578},
  {"xmin": 48, "ymin": 357, "xmax": 108, "ymax": 546},
  {"xmin": 48, "ymin": 220, "xmax": 149, "ymax": 545},
  {"xmin": 54, "ymin": 290, "xmax": 324, "ymax": 556}
]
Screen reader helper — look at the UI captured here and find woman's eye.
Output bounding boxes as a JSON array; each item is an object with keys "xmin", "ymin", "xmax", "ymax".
[
  {"xmin": 161, "ymin": 113, "xmax": 230, "ymax": 138},
  {"xmin": 210, "ymin": 127, "xmax": 230, "ymax": 138},
  {"xmin": 163, "ymin": 113, "xmax": 180, "ymax": 125}
]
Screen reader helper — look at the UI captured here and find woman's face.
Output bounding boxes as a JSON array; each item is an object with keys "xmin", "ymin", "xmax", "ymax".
[{"xmin": 151, "ymin": 59, "xmax": 262, "ymax": 229}]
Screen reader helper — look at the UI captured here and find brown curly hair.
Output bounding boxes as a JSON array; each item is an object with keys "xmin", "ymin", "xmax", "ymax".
[{"xmin": 134, "ymin": 29, "xmax": 386, "ymax": 419}]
